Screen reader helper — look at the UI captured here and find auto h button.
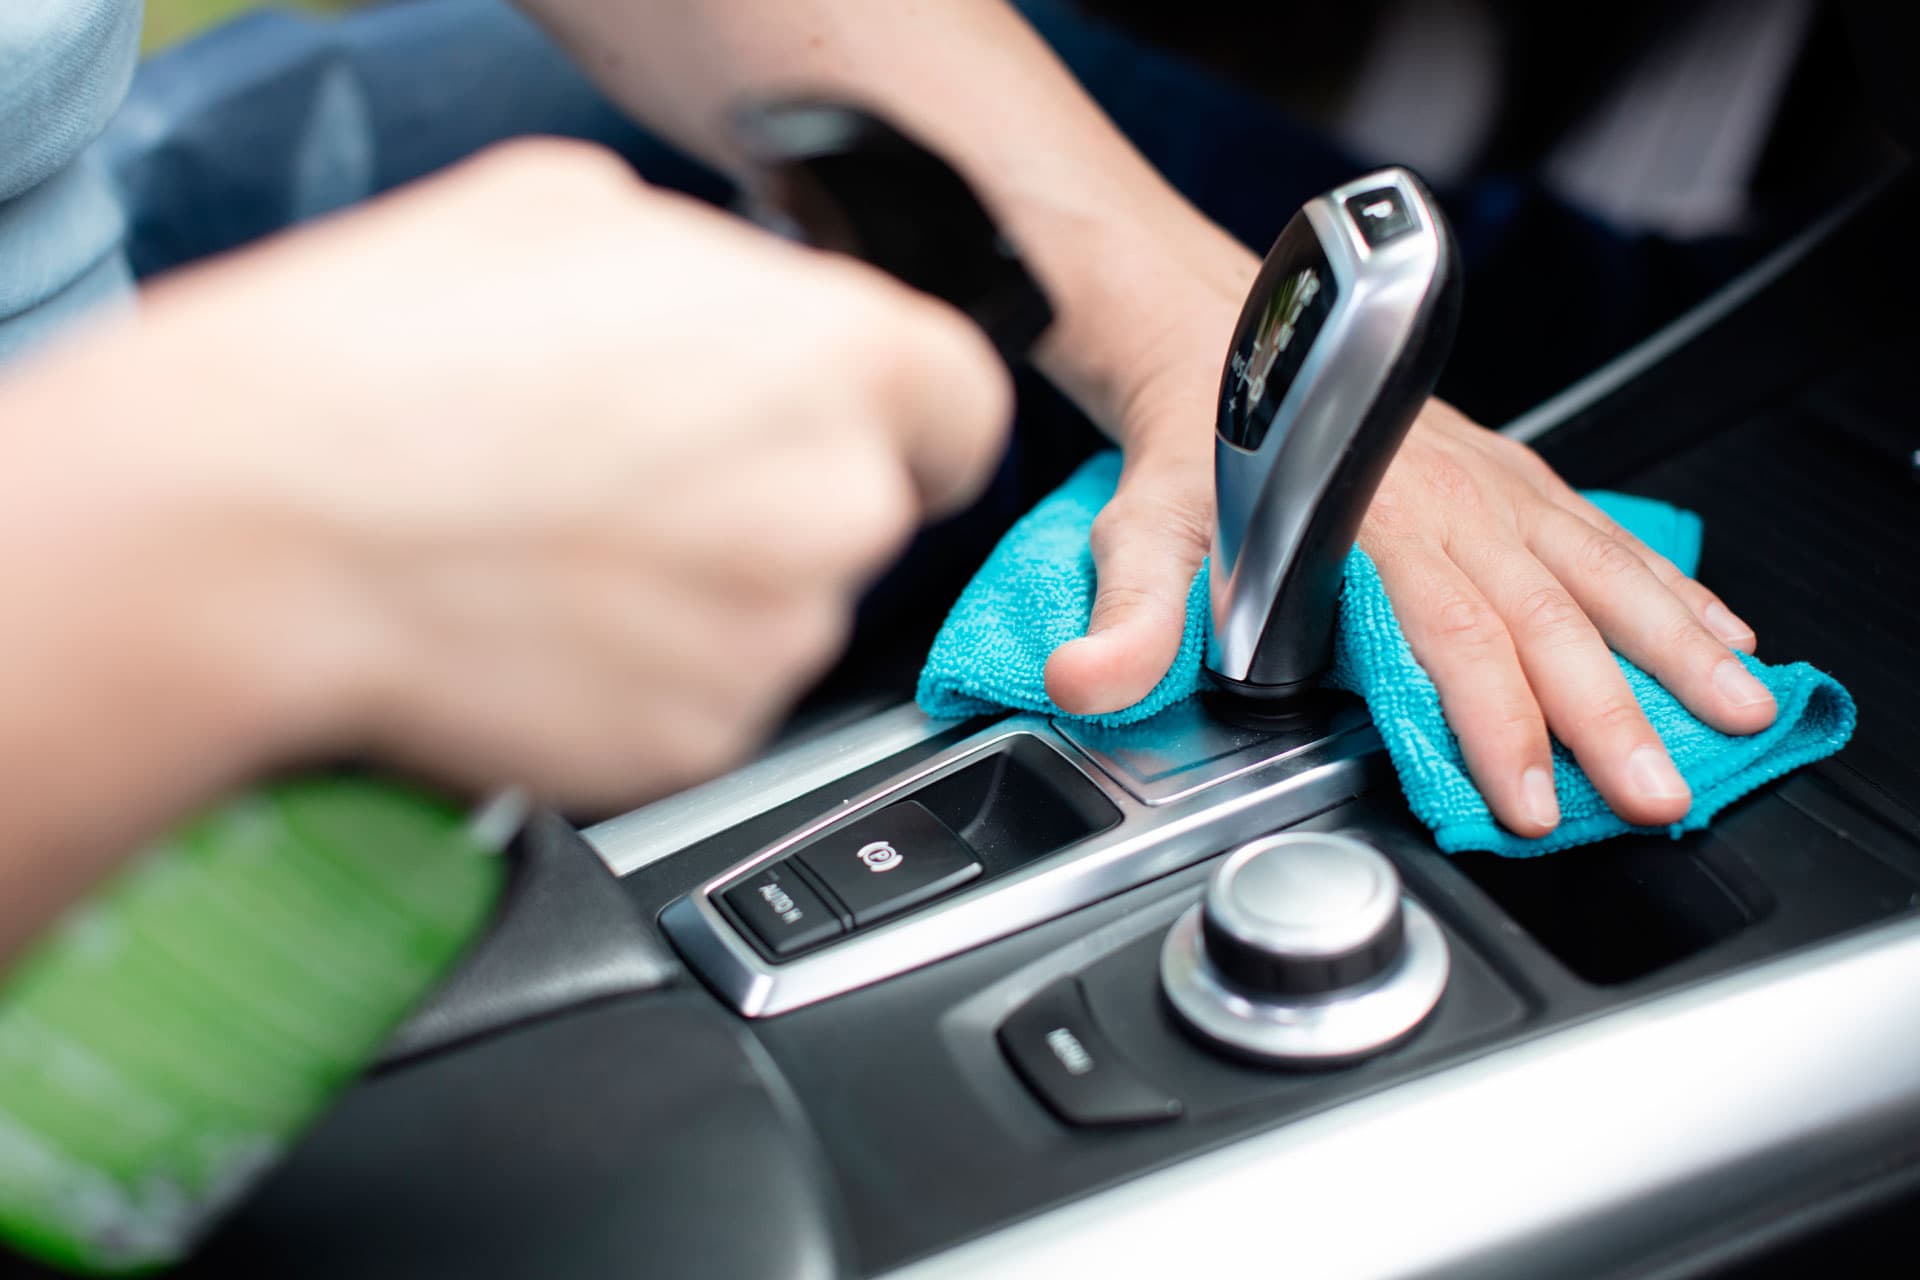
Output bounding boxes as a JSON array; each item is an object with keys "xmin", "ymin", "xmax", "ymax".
[
  {"xmin": 797, "ymin": 800, "xmax": 981, "ymax": 928},
  {"xmin": 720, "ymin": 863, "xmax": 844, "ymax": 959}
]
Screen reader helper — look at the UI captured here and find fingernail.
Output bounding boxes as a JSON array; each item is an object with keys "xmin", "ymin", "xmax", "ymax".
[
  {"xmin": 1703, "ymin": 601, "xmax": 1754, "ymax": 646},
  {"xmin": 1627, "ymin": 744, "xmax": 1690, "ymax": 802},
  {"xmin": 1712, "ymin": 658, "xmax": 1774, "ymax": 709},
  {"xmin": 1521, "ymin": 766, "xmax": 1560, "ymax": 831}
]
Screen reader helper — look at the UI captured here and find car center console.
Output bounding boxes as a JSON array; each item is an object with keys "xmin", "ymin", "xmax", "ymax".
[
  {"xmin": 153, "ymin": 158, "xmax": 1920, "ymax": 1280},
  {"xmin": 624, "ymin": 164, "xmax": 1920, "ymax": 1278}
]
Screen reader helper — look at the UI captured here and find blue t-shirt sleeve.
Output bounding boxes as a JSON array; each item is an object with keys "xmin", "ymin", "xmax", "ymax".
[
  {"xmin": 0, "ymin": 0, "xmax": 142, "ymax": 201},
  {"xmin": 0, "ymin": 0, "xmax": 140, "ymax": 357}
]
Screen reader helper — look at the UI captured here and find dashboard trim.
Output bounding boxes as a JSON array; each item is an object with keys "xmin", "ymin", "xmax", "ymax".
[{"xmin": 584, "ymin": 703, "xmax": 952, "ymax": 877}]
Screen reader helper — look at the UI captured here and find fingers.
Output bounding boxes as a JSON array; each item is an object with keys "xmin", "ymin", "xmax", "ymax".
[
  {"xmin": 1045, "ymin": 483, "xmax": 1212, "ymax": 716},
  {"xmin": 1503, "ymin": 439, "xmax": 1761, "ymax": 655},
  {"xmin": 618, "ymin": 188, "xmax": 1017, "ymax": 528},
  {"xmin": 1449, "ymin": 533, "xmax": 1693, "ymax": 828},
  {"xmin": 840, "ymin": 277, "xmax": 1016, "ymax": 523},
  {"xmin": 1527, "ymin": 507, "xmax": 1776, "ymax": 737},
  {"xmin": 1553, "ymin": 488, "xmax": 1759, "ymax": 654},
  {"xmin": 1369, "ymin": 545, "xmax": 1560, "ymax": 838},
  {"xmin": 1361, "ymin": 409, "xmax": 1782, "ymax": 836}
]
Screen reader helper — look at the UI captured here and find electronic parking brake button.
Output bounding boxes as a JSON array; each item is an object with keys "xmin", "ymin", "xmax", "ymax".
[
  {"xmin": 721, "ymin": 863, "xmax": 844, "ymax": 958},
  {"xmin": 797, "ymin": 800, "xmax": 981, "ymax": 928},
  {"xmin": 1000, "ymin": 980, "xmax": 1182, "ymax": 1128}
]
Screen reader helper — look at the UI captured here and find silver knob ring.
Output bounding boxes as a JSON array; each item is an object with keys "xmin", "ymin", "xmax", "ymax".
[{"xmin": 1161, "ymin": 892, "xmax": 1451, "ymax": 1066}]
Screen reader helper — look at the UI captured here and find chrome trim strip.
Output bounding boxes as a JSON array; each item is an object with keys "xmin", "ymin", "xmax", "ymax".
[
  {"xmin": 660, "ymin": 715, "xmax": 1384, "ymax": 1017},
  {"xmin": 1054, "ymin": 697, "xmax": 1373, "ymax": 806},
  {"xmin": 1501, "ymin": 179, "xmax": 1883, "ymax": 444},
  {"xmin": 583, "ymin": 703, "xmax": 951, "ymax": 876},
  {"xmin": 886, "ymin": 914, "xmax": 1920, "ymax": 1280}
]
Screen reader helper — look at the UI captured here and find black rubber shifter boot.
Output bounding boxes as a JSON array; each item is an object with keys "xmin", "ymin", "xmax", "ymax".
[{"xmin": 382, "ymin": 809, "xmax": 682, "ymax": 1065}]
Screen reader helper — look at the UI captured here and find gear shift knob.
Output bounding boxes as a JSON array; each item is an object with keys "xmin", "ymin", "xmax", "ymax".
[{"xmin": 1207, "ymin": 168, "xmax": 1461, "ymax": 705}]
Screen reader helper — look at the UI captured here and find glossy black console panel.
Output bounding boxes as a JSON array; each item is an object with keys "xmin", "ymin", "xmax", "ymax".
[
  {"xmin": 1457, "ymin": 837, "xmax": 1764, "ymax": 985},
  {"xmin": 912, "ymin": 733, "xmax": 1121, "ymax": 859},
  {"xmin": 1451, "ymin": 780, "xmax": 1918, "ymax": 987}
]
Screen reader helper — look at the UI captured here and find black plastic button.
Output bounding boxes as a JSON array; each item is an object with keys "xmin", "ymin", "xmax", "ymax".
[
  {"xmin": 796, "ymin": 800, "xmax": 981, "ymax": 928},
  {"xmin": 999, "ymin": 980, "xmax": 1183, "ymax": 1128},
  {"xmin": 720, "ymin": 862, "xmax": 844, "ymax": 958},
  {"xmin": 1344, "ymin": 186, "xmax": 1417, "ymax": 247}
]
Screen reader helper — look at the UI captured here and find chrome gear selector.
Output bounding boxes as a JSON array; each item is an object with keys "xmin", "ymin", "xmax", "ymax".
[
  {"xmin": 1207, "ymin": 167, "xmax": 1461, "ymax": 705},
  {"xmin": 1160, "ymin": 832, "xmax": 1450, "ymax": 1065}
]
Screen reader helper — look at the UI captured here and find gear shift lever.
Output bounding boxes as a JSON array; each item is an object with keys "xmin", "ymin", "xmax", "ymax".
[{"xmin": 1207, "ymin": 168, "xmax": 1461, "ymax": 706}]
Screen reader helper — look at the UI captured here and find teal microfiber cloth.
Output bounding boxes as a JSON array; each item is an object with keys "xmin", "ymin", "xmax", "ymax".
[{"xmin": 917, "ymin": 451, "xmax": 1856, "ymax": 856}]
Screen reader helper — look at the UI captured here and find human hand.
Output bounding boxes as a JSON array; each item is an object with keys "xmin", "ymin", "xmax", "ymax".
[
  {"xmin": 114, "ymin": 139, "xmax": 1012, "ymax": 808},
  {"xmin": 1039, "ymin": 214, "xmax": 1255, "ymax": 715},
  {"xmin": 1026, "ymin": 195, "xmax": 1771, "ymax": 837},
  {"xmin": 1360, "ymin": 401, "xmax": 1774, "ymax": 835}
]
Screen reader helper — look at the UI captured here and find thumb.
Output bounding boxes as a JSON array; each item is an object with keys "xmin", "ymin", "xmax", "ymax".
[{"xmin": 1044, "ymin": 488, "xmax": 1211, "ymax": 716}]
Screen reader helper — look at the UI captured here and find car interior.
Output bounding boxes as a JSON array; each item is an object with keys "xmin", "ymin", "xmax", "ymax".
[{"xmin": 14, "ymin": 1, "xmax": 1917, "ymax": 1276}]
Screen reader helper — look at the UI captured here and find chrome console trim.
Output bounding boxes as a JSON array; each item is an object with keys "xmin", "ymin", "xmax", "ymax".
[
  {"xmin": 888, "ymin": 912, "xmax": 1920, "ymax": 1280},
  {"xmin": 1056, "ymin": 696, "xmax": 1374, "ymax": 806},
  {"xmin": 658, "ymin": 713, "xmax": 1384, "ymax": 1018},
  {"xmin": 584, "ymin": 702, "xmax": 951, "ymax": 876},
  {"xmin": 1501, "ymin": 179, "xmax": 1881, "ymax": 445}
]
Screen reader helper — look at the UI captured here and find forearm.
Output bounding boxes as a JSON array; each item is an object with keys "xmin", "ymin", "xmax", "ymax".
[
  {"xmin": 0, "ymin": 319, "xmax": 351, "ymax": 960},
  {"xmin": 519, "ymin": 0, "xmax": 1253, "ymax": 433}
]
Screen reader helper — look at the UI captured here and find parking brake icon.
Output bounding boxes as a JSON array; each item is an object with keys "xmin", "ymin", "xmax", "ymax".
[{"xmin": 858, "ymin": 841, "xmax": 904, "ymax": 873}]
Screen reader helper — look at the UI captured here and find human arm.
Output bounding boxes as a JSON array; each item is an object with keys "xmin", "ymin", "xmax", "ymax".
[
  {"xmin": 514, "ymin": 0, "xmax": 1248, "ymax": 704},
  {"xmin": 0, "ymin": 139, "xmax": 1009, "ymax": 959}
]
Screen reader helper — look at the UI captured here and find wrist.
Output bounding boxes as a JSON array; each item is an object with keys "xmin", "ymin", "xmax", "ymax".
[
  {"xmin": 1, "ymin": 313, "xmax": 387, "ymax": 778},
  {"xmin": 1024, "ymin": 194, "xmax": 1256, "ymax": 444}
]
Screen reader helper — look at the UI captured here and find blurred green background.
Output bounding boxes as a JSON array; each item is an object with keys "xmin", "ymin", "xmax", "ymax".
[{"xmin": 144, "ymin": 0, "xmax": 360, "ymax": 52}]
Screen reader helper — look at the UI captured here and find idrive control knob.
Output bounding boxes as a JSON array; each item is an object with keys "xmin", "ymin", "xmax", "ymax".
[{"xmin": 1161, "ymin": 832, "xmax": 1449, "ymax": 1065}]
